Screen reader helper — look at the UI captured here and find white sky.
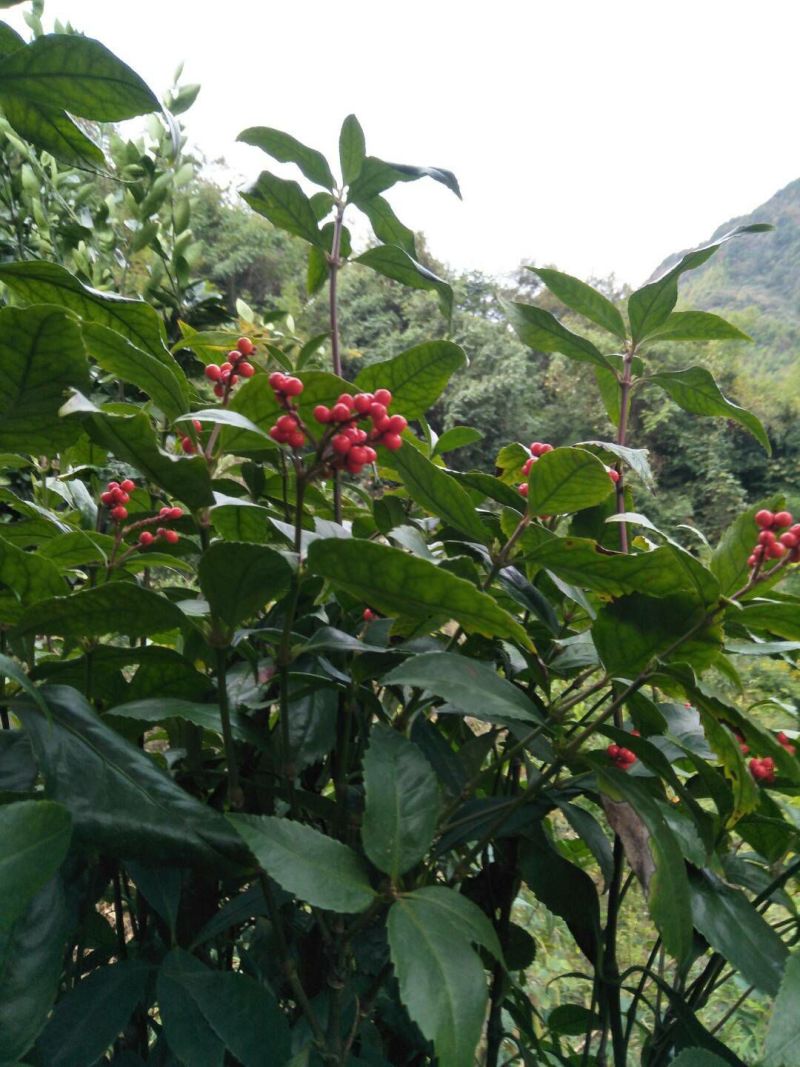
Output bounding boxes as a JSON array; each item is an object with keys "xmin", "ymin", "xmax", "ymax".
[{"xmin": 7, "ymin": 0, "xmax": 799, "ymax": 286}]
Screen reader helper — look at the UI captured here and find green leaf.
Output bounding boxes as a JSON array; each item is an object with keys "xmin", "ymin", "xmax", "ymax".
[
  {"xmin": 0, "ymin": 261, "xmax": 170, "ymax": 363},
  {"xmin": 577, "ymin": 439, "xmax": 654, "ymax": 488},
  {"xmin": 505, "ymin": 300, "xmax": 613, "ymax": 370},
  {"xmin": 383, "ymin": 652, "xmax": 544, "ymax": 726},
  {"xmin": 228, "ymin": 814, "xmax": 375, "ymax": 913},
  {"xmin": 15, "ymin": 582, "xmax": 187, "ymax": 640},
  {"xmin": 671, "ymin": 1051, "xmax": 733, "ymax": 1066},
  {"xmin": 0, "ymin": 304, "xmax": 88, "ymax": 454},
  {"xmin": 689, "ymin": 869, "xmax": 787, "ymax": 995},
  {"xmin": 348, "ymin": 155, "xmax": 461, "ymax": 203},
  {"xmin": 158, "ymin": 948, "xmax": 290, "ymax": 1067},
  {"xmin": 388, "ymin": 887, "xmax": 495, "ymax": 1067},
  {"xmin": 355, "ymin": 340, "xmax": 466, "ymax": 419},
  {"xmin": 648, "ymin": 366, "xmax": 769, "ymax": 451},
  {"xmin": 388, "ymin": 446, "xmax": 490, "ymax": 542},
  {"xmin": 241, "ymin": 170, "xmax": 323, "ymax": 246},
  {"xmin": 592, "ymin": 593, "xmax": 721, "ymax": 676},
  {"xmin": 308, "ymin": 539, "xmax": 531, "ymax": 646},
  {"xmin": 527, "ymin": 447, "xmax": 613, "ymax": 515},
  {"xmin": 0, "ymin": 33, "xmax": 158, "ymax": 120},
  {"xmin": 356, "ymin": 244, "xmax": 452, "ymax": 319},
  {"xmin": 432, "ymin": 426, "xmax": 483, "ymax": 457},
  {"xmin": 199, "ymin": 542, "xmax": 292, "ymax": 630},
  {"xmin": 1, "ymin": 94, "xmax": 104, "ymax": 167},
  {"xmin": 83, "ymin": 323, "xmax": 190, "ymax": 420},
  {"xmin": 175, "ymin": 406, "xmax": 273, "ymax": 442},
  {"xmin": 339, "ymin": 113, "xmax": 366, "ymax": 185},
  {"xmin": 34, "ymin": 959, "xmax": 151, "ymax": 1067},
  {"xmin": 360, "ymin": 194, "xmax": 417, "ymax": 257},
  {"xmin": 362, "ymin": 725, "xmax": 438, "ymax": 879},
  {"xmin": 0, "ymin": 800, "xmax": 72, "ymax": 927},
  {"xmin": 0, "ymin": 535, "xmax": 67, "ymax": 620},
  {"xmin": 126, "ymin": 862, "xmax": 182, "ymax": 937},
  {"xmin": 526, "ymin": 537, "xmax": 719, "ymax": 604},
  {"xmin": 383, "ymin": 161, "xmax": 461, "ymax": 199},
  {"xmin": 16, "ymin": 686, "xmax": 248, "ymax": 872},
  {"xmin": 627, "ymin": 224, "xmax": 771, "ymax": 343},
  {"xmin": 711, "ymin": 497, "xmax": 785, "ymax": 597},
  {"xmin": 61, "ymin": 398, "xmax": 214, "ymax": 509},
  {"xmin": 598, "ymin": 768, "xmax": 693, "ymax": 963},
  {"xmin": 107, "ymin": 698, "xmax": 259, "ymax": 745},
  {"xmin": 528, "ymin": 267, "xmax": 626, "ymax": 339},
  {"xmin": 643, "ymin": 310, "xmax": 751, "ymax": 343},
  {"xmin": 0, "ymin": 877, "xmax": 69, "ymax": 1065},
  {"xmin": 764, "ymin": 951, "xmax": 800, "ymax": 1067},
  {"xmin": 237, "ymin": 125, "xmax": 334, "ymax": 189}
]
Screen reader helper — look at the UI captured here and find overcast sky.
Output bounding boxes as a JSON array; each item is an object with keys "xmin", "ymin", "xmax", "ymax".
[{"xmin": 7, "ymin": 1, "xmax": 798, "ymax": 286}]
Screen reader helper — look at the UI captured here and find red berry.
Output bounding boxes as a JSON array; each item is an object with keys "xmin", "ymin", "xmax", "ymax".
[
  {"xmin": 747, "ymin": 554, "xmax": 758, "ymax": 567},
  {"xmin": 269, "ymin": 372, "xmax": 287, "ymax": 390},
  {"xmin": 238, "ymin": 361, "xmax": 255, "ymax": 378},
  {"xmin": 110, "ymin": 505, "xmax": 128, "ymax": 521},
  {"xmin": 330, "ymin": 403, "xmax": 351, "ymax": 423},
  {"xmin": 283, "ymin": 377, "xmax": 304, "ymax": 396},
  {"xmin": 120, "ymin": 479, "xmax": 136, "ymax": 493},
  {"xmin": 363, "ymin": 608, "xmax": 377, "ymax": 622},
  {"xmin": 192, "ymin": 419, "xmax": 203, "ymax": 432},
  {"xmin": 373, "ymin": 414, "xmax": 392, "ymax": 433},
  {"xmin": 163, "ymin": 529, "xmax": 180, "ymax": 545},
  {"xmin": 313, "ymin": 405, "xmax": 331, "ymax": 423},
  {"xmin": 518, "ymin": 483, "xmax": 529, "ymax": 497},
  {"xmin": 353, "ymin": 394, "xmax": 373, "ymax": 415},
  {"xmin": 755, "ymin": 509, "xmax": 775, "ymax": 528},
  {"xmin": 288, "ymin": 430, "xmax": 306, "ymax": 449},
  {"xmin": 363, "ymin": 446, "xmax": 377, "ymax": 463},
  {"xmin": 521, "ymin": 458, "xmax": 534, "ymax": 477},
  {"xmin": 774, "ymin": 511, "xmax": 794, "ymax": 528},
  {"xmin": 608, "ymin": 469, "xmax": 620, "ymax": 483},
  {"xmin": 269, "ymin": 426, "xmax": 283, "ymax": 442},
  {"xmin": 349, "ymin": 446, "xmax": 369, "ymax": 466},
  {"xmin": 213, "ymin": 384, "xmax": 225, "ymax": 398},
  {"xmin": 138, "ymin": 531, "xmax": 154, "ymax": 546},
  {"xmin": 107, "ymin": 481, "xmax": 120, "ymax": 489},
  {"xmin": 780, "ymin": 532, "xmax": 798, "ymax": 549},
  {"xmin": 370, "ymin": 402, "xmax": 387, "ymax": 422},
  {"xmin": 220, "ymin": 362, "xmax": 233, "ymax": 374},
  {"xmin": 381, "ymin": 433, "xmax": 403, "ymax": 451},
  {"xmin": 332, "ymin": 433, "xmax": 352, "ymax": 454},
  {"xmin": 100, "ymin": 491, "xmax": 115, "ymax": 505},
  {"xmin": 607, "ymin": 744, "xmax": 620, "ymax": 759},
  {"xmin": 181, "ymin": 437, "xmax": 195, "ymax": 454},
  {"xmin": 277, "ymin": 414, "xmax": 299, "ymax": 433},
  {"xmin": 237, "ymin": 336, "xmax": 255, "ymax": 356},
  {"xmin": 337, "ymin": 393, "xmax": 355, "ymax": 409},
  {"xmin": 758, "ymin": 530, "xmax": 776, "ymax": 545},
  {"xmin": 159, "ymin": 506, "xmax": 172, "ymax": 517},
  {"xmin": 539, "ymin": 443, "xmax": 554, "ymax": 454},
  {"xmin": 373, "ymin": 388, "xmax": 392, "ymax": 406},
  {"xmin": 768, "ymin": 542, "xmax": 786, "ymax": 559},
  {"xmin": 168, "ymin": 507, "xmax": 183, "ymax": 520},
  {"xmin": 387, "ymin": 414, "xmax": 407, "ymax": 434},
  {"xmin": 205, "ymin": 364, "xmax": 222, "ymax": 382}
]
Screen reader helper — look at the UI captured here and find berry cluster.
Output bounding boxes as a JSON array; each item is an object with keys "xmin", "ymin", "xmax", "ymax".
[
  {"xmin": 267, "ymin": 372, "xmax": 307, "ymax": 448},
  {"xmin": 518, "ymin": 441, "xmax": 553, "ymax": 497},
  {"xmin": 180, "ymin": 419, "xmax": 204, "ymax": 455},
  {"xmin": 607, "ymin": 743, "xmax": 637, "ymax": 771},
  {"xmin": 204, "ymin": 337, "xmax": 256, "ymax": 399},
  {"xmin": 750, "ymin": 756, "xmax": 776, "ymax": 785},
  {"xmin": 99, "ymin": 479, "xmax": 182, "ymax": 548},
  {"xmin": 749, "ymin": 509, "xmax": 800, "ymax": 568}
]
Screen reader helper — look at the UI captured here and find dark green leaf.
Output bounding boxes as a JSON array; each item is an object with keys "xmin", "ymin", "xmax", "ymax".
[
  {"xmin": 432, "ymin": 426, "xmax": 483, "ymax": 456},
  {"xmin": 383, "ymin": 161, "xmax": 461, "ymax": 199},
  {"xmin": 355, "ymin": 340, "xmax": 466, "ymax": 419},
  {"xmin": 356, "ymin": 245, "xmax": 452, "ymax": 319},
  {"xmin": 764, "ymin": 951, "xmax": 800, "ymax": 1067},
  {"xmin": 1, "ymin": 95, "xmax": 104, "ymax": 167},
  {"xmin": 0, "ymin": 304, "xmax": 88, "ymax": 454},
  {"xmin": 505, "ymin": 300, "xmax": 613, "ymax": 370},
  {"xmin": 0, "ymin": 261, "xmax": 170, "ymax": 363},
  {"xmin": 308, "ymin": 539, "xmax": 530, "ymax": 645},
  {"xmin": 648, "ymin": 366, "xmax": 769, "ymax": 451},
  {"xmin": 527, "ymin": 447, "xmax": 613, "ymax": 515},
  {"xmin": 348, "ymin": 155, "xmax": 461, "ymax": 203},
  {"xmin": 0, "ymin": 877, "xmax": 69, "ymax": 1065},
  {"xmin": 0, "ymin": 534, "xmax": 67, "ymax": 620},
  {"xmin": 228, "ymin": 814, "xmax": 375, "ymax": 912},
  {"xmin": 0, "ymin": 730, "xmax": 35, "ymax": 792},
  {"xmin": 199, "ymin": 542, "xmax": 292, "ymax": 629},
  {"xmin": 16, "ymin": 686, "xmax": 248, "ymax": 872},
  {"xmin": 362, "ymin": 725, "xmax": 438, "ymax": 879},
  {"xmin": 671, "ymin": 1051, "xmax": 733, "ymax": 1066},
  {"xmin": 0, "ymin": 800, "xmax": 71, "ymax": 928},
  {"xmin": 598, "ymin": 768, "xmax": 693, "ymax": 963},
  {"xmin": 61, "ymin": 398, "xmax": 214, "ymax": 509},
  {"xmin": 627, "ymin": 224, "xmax": 771, "ymax": 343},
  {"xmin": 107, "ymin": 698, "xmax": 259, "ymax": 744},
  {"xmin": 553, "ymin": 800, "xmax": 614, "ymax": 888},
  {"xmin": 528, "ymin": 267, "xmax": 626, "ymax": 339},
  {"xmin": 689, "ymin": 869, "xmax": 787, "ymax": 995},
  {"xmin": 159, "ymin": 947, "xmax": 290, "ymax": 1067},
  {"xmin": 237, "ymin": 126, "xmax": 334, "ymax": 189},
  {"xmin": 644, "ymin": 310, "xmax": 751, "ymax": 343},
  {"xmin": 15, "ymin": 582, "xmax": 187, "ymax": 640},
  {"xmin": 382, "ymin": 652, "xmax": 544, "ymax": 726},
  {"xmin": 241, "ymin": 170, "xmax": 323, "ymax": 246},
  {"xmin": 286, "ymin": 681, "xmax": 337, "ymax": 771},
  {"xmin": 388, "ymin": 887, "xmax": 496, "ymax": 1067},
  {"xmin": 548, "ymin": 1004, "xmax": 599, "ymax": 1037},
  {"xmin": 360, "ymin": 194, "xmax": 417, "ymax": 257},
  {"xmin": 339, "ymin": 113, "xmax": 366, "ymax": 185},
  {"xmin": 82, "ymin": 323, "xmax": 189, "ymax": 421},
  {"xmin": 34, "ymin": 959, "xmax": 150, "ymax": 1067},
  {"xmin": 0, "ymin": 33, "xmax": 158, "ymax": 120},
  {"xmin": 388, "ymin": 446, "xmax": 490, "ymax": 542},
  {"xmin": 126, "ymin": 861, "xmax": 182, "ymax": 937}
]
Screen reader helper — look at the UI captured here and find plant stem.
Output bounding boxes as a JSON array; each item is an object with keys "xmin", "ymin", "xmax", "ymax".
[
  {"xmin": 329, "ymin": 200, "xmax": 345, "ymax": 523},
  {"xmin": 614, "ymin": 343, "xmax": 636, "ymax": 553}
]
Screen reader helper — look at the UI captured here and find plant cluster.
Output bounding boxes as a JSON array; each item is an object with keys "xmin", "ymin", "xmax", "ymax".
[{"xmin": 1, "ymin": 12, "xmax": 800, "ymax": 1067}]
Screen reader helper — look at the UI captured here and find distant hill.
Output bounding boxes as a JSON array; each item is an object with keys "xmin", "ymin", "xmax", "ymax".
[{"xmin": 650, "ymin": 179, "xmax": 800, "ymax": 420}]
